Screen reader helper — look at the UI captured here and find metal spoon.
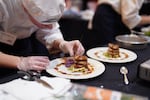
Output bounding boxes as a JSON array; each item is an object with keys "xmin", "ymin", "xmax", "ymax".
[{"xmin": 120, "ymin": 66, "xmax": 129, "ymax": 85}]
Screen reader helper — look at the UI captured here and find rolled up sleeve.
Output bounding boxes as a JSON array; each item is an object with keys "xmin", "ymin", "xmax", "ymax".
[
  {"xmin": 120, "ymin": 0, "xmax": 142, "ymax": 29},
  {"xmin": 36, "ymin": 22, "xmax": 64, "ymax": 49},
  {"xmin": 0, "ymin": 12, "xmax": 2, "ymax": 22},
  {"xmin": 0, "ymin": 3, "xmax": 4, "ymax": 23}
]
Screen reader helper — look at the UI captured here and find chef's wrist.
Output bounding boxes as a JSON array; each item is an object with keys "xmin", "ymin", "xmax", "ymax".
[
  {"xmin": 17, "ymin": 57, "xmax": 25, "ymax": 71},
  {"xmin": 53, "ymin": 39, "xmax": 66, "ymax": 49}
]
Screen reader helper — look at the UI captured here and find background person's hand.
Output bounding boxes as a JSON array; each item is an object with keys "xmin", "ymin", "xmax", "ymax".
[
  {"xmin": 17, "ymin": 56, "xmax": 50, "ymax": 71},
  {"xmin": 59, "ymin": 40, "xmax": 85, "ymax": 56}
]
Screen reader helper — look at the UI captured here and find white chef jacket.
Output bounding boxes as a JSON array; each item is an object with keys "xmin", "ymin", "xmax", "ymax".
[
  {"xmin": 0, "ymin": 0, "xmax": 65, "ymax": 48},
  {"xmin": 98, "ymin": 0, "xmax": 144, "ymax": 29}
]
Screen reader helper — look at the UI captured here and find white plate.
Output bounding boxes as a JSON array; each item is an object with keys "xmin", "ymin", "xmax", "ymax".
[
  {"xmin": 46, "ymin": 58, "xmax": 105, "ymax": 79},
  {"xmin": 86, "ymin": 47, "xmax": 137, "ymax": 63}
]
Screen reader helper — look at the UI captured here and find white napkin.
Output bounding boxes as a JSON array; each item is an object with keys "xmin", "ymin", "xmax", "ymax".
[{"xmin": 0, "ymin": 76, "xmax": 72, "ymax": 100}]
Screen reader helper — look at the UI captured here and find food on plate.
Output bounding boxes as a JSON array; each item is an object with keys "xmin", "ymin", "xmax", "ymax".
[
  {"xmin": 141, "ymin": 26, "xmax": 150, "ymax": 36},
  {"xmin": 64, "ymin": 56, "xmax": 94, "ymax": 74},
  {"xmin": 144, "ymin": 31, "xmax": 150, "ymax": 36},
  {"xmin": 103, "ymin": 43, "xmax": 120, "ymax": 58}
]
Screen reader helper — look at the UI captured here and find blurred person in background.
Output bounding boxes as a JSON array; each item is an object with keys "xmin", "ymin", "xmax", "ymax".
[
  {"xmin": 80, "ymin": 0, "xmax": 98, "ymax": 29},
  {"xmin": 81, "ymin": 0, "xmax": 98, "ymax": 20},
  {"xmin": 0, "ymin": 0, "xmax": 84, "ymax": 75},
  {"xmin": 86, "ymin": 0, "xmax": 98, "ymax": 12},
  {"xmin": 82, "ymin": 0, "xmax": 150, "ymax": 49},
  {"xmin": 140, "ymin": 0, "xmax": 150, "ymax": 15},
  {"xmin": 63, "ymin": 0, "xmax": 82, "ymax": 18}
]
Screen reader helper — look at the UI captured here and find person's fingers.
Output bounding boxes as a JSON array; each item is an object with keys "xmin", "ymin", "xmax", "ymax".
[
  {"xmin": 76, "ymin": 45, "xmax": 85, "ymax": 55},
  {"xmin": 60, "ymin": 41, "xmax": 74, "ymax": 56},
  {"xmin": 30, "ymin": 65, "xmax": 46, "ymax": 71},
  {"xmin": 67, "ymin": 44, "xmax": 74, "ymax": 56},
  {"xmin": 75, "ymin": 43, "xmax": 82, "ymax": 54},
  {"xmin": 59, "ymin": 40, "xmax": 85, "ymax": 56},
  {"xmin": 73, "ymin": 40, "xmax": 85, "ymax": 56},
  {"xmin": 32, "ymin": 60, "xmax": 49, "ymax": 67},
  {"xmin": 69, "ymin": 49, "xmax": 74, "ymax": 56},
  {"xmin": 28, "ymin": 57, "xmax": 50, "ymax": 70},
  {"xmin": 31, "ymin": 56, "xmax": 49, "ymax": 63}
]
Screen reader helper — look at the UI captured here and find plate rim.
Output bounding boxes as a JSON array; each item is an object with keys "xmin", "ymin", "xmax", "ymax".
[
  {"xmin": 86, "ymin": 47, "xmax": 137, "ymax": 63},
  {"xmin": 46, "ymin": 58, "xmax": 105, "ymax": 79}
]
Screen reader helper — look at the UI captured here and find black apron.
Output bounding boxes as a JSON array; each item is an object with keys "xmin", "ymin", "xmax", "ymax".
[
  {"xmin": 82, "ymin": 4, "xmax": 130, "ymax": 50},
  {"xmin": 0, "ymin": 33, "xmax": 49, "ymax": 78}
]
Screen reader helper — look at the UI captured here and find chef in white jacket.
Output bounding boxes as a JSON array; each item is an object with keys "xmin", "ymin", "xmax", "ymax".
[
  {"xmin": 0, "ymin": 0, "xmax": 84, "ymax": 72},
  {"xmin": 82, "ymin": 0, "xmax": 150, "ymax": 48}
]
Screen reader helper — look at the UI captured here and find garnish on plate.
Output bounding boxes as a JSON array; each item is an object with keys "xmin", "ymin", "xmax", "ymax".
[
  {"xmin": 64, "ymin": 56, "xmax": 94, "ymax": 74},
  {"xmin": 144, "ymin": 31, "xmax": 150, "ymax": 36}
]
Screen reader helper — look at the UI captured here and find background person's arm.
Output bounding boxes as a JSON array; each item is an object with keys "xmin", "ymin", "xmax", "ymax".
[
  {"xmin": 140, "ymin": 15, "xmax": 150, "ymax": 25},
  {"xmin": 120, "ymin": 0, "xmax": 144, "ymax": 29},
  {"xmin": 35, "ymin": 22, "xmax": 64, "ymax": 50}
]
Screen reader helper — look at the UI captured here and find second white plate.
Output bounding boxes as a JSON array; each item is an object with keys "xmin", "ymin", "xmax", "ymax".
[{"xmin": 86, "ymin": 47, "xmax": 137, "ymax": 63}]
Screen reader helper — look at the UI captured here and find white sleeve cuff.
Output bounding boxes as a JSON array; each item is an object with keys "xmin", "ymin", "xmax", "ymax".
[
  {"xmin": 123, "ymin": 15, "xmax": 142, "ymax": 29},
  {"xmin": 45, "ymin": 32, "xmax": 63, "ymax": 49},
  {"xmin": 36, "ymin": 22, "xmax": 64, "ymax": 49}
]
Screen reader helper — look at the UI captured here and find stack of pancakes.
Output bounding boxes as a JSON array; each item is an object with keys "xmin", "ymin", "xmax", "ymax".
[
  {"xmin": 107, "ymin": 43, "xmax": 120, "ymax": 58},
  {"xmin": 74, "ymin": 55, "xmax": 88, "ymax": 68}
]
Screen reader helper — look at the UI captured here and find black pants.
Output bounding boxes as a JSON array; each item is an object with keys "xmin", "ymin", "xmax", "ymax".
[
  {"xmin": 82, "ymin": 4, "xmax": 130, "ymax": 50},
  {"xmin": 0, "ymin": 33, "xmax": 49, "ymax": 78}
]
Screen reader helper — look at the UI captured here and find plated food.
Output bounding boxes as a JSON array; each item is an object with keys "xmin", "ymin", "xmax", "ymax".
[
  {"xmin": 141, "ymin": 26, "xmax": 150, "ymax": 36},
  {"xmin": 144, "ymin": 31, "xmax": 150, "ymax": 36},
  {"xmin": 64, "ymin": 56, "xmax": 94, "ymax": 74},
  {"xmin": 86, "ymin": 44, "xmax": 137, "ymax": 63},
  {"xmin": 46, "ymin": 56, "xmax": 105, "ymax": 79},
  {"xmin": 103, "ymin": 43, "xmax": 120, "ymax": 58}
]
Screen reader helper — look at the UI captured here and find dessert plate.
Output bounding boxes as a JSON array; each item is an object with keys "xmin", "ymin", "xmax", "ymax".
[
  {"xmin": 46, "ymin": 58, "xmax": 105, "ymax": 79},
  {"xmin": 86, "ymin": 47, "xmax": 137, "ymax": 63}
]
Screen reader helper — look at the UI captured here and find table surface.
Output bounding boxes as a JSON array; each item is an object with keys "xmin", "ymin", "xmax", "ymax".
[
  {"xmin": 73, "ymin": 44, "xmax": 150, "ymax": 99},
  {"xmin": 0, "ymin": 44, "xmax": 150, "ymax": 99}
]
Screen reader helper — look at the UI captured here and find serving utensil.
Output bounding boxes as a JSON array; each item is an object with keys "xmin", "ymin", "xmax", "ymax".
[
  {"xmin": 120, "ymin": 66, "xmax": 129, "ymax": 85},
  {"xmin": 34, "ymin": 76, "xmax": 54, "ymax": 90},
  {"xmin": 116, "ymin": 34, "xmax": 148, "ymax": 49},
  {"xmin": 17, "ymin": 70, "xmax": 53, "ymax": 89}
]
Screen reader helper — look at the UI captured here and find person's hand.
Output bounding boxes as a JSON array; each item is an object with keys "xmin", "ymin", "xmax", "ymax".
[
  {"xmin": 17, "ymin": 56, "xmax": 50, "ymax": 71},
  {"xmin": 59, "ymin": 40, "xmax": 85, "ymax": 56}
]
